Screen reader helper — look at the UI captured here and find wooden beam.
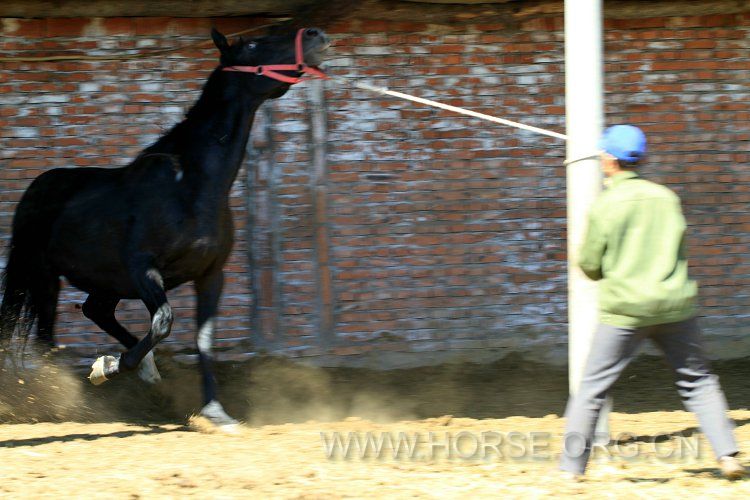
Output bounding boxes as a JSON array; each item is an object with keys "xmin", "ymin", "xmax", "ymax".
[
  {"xmin": 512, "ymin": 0, "xmax": 750, "ymax": 18},
  {"xmin": 307, "ymin": 79, "xmax": 336, "ymax": 348},
  {"xmin": 403, "ymin": 0, "xmax": 516, "ymax": 3},
  {"xmin": 604, "ymin": 0, "xmax": 750, "ymax": 18},
  {"xmin": 0, "ymin": 0, "xmax": 315, "ymax": 18},
  {"xmin": 245, "ymin": 105, "xmax": 285, "ymax": 350},
  {"xmin": 4, "ymin": 1, "xmax": 748, "ymax": 21}
]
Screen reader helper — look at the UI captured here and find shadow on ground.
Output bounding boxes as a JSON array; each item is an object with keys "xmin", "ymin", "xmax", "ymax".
[{"xmin": 0, "ymin": 425, "xmax": 174, "ymax": 448}]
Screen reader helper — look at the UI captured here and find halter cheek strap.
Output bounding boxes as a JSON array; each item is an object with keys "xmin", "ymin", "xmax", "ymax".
[{"xmin": 221, "ymin": 28, "xmax": 328, "ymax": 84}]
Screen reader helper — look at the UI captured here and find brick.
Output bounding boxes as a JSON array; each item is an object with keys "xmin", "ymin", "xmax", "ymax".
[
  {"xmin": 45, "ymin": 18, "xmax": 89, "ymax": 37},
  {"xmin": 2, "ymin": 19, "xmax": 45, "ymax": 38},
  {"xmin": 101, "ymin": 17, "xmax": 136, "ymax": 35}
]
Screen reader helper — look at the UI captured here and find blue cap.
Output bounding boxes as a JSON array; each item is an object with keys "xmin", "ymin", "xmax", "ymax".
[{"xmin": 599, "ymin": 125, "xmax": 647, "ymax": 163}]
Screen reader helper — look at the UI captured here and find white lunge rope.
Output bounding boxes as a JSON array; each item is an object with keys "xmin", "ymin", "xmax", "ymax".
[
  {"xmin": 330, "ymin": 76, "xmax": 568, "ymax": 141},
  {"xmin": 330, "ymin": 76, "xmax": 602, "ymax": 165}
]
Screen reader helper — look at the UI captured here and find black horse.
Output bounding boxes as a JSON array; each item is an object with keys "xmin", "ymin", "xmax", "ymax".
[{"xmin": 0, "ymin": 27, "xmax": 329, "ymax": 427}]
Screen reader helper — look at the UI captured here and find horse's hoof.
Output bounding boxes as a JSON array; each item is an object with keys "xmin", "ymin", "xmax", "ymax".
[
  {"xmin": 217, "ymin": 423, "xmax": 241, "ymax": 434},
  {"xmin": 137, "ymin": 351, "xmax": 162, "ymax": 384},
  {"xmin": 188, "ymin": 415, "xmax": 240, "ymax": 435},
  {"xmin": 88, "ymin": 355, "xmax": 119, "ymax": 385},
  {"xmin": 199, "ymin": 400, "xmax": 240, "ymax": 429}
]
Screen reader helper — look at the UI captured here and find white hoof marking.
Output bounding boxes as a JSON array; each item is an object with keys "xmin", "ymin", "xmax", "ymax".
[
  {"xmin": 218, "ymin": 423, "xmax": 241, "ymax": 435},
  {"xmin": 137, "ymin": 351, "xmax": 162, "ymax": 384},
  {"xmin": 89, "ymin": 355, "xmax": 118, "ymax": 386}
]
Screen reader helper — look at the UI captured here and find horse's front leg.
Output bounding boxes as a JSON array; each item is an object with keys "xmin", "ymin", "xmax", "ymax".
[
  {"xmin": 82, "ymin": 294, "xmax": 161, "ymax": 384},
  {"xmin": 195, "ymin": 269, "xmax": 238, "ymax": 427},
  {"xmin": 89, "ymin": 259, "xmax": 172, "ymax": 385}
]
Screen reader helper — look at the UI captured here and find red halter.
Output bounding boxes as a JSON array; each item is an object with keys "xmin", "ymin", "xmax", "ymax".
[{"xmin": 221, "ymin": 28, "xmax": 328, "ymax": 84}]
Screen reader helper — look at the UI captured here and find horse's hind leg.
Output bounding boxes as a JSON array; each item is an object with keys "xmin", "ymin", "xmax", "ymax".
[
  {"xmin": 82, "ymin": 294, "xmax": 161, "ymax": 383},
  {"xmin": 89, "ymin": 259, "xmax": 172, "ymax": 385},
  {"xmin": 33, "ymin": 276, "xmax": 60, "ymax": 349}
]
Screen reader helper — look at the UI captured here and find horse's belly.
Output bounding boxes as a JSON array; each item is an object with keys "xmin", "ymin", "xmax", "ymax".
[
  {"xmin": 160, "ymin": 242, "xmax": 226, "ymax": 289},
  {"xmin": 48, "ymin": 197, "xmax": 229, "ymax": 297},
  {"xmin": 57, "ymin": 248, "xmax": 209, "ymax": 297},
  {"xmin": 63, "ymin": 273, "xmax": 139, "ymax": 299},
  {"xmin": 50, "ymin": 244, "xmax": 128, "ymax": 292}
]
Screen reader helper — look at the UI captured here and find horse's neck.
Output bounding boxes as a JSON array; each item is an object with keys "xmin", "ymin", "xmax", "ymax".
[
  {"xmin": 164, "ymin": 71, "xmax": 266, "ymax": 210},
  {"xmin": 190, "ymin": 100, "xmax": 260, "ymax": 207}
]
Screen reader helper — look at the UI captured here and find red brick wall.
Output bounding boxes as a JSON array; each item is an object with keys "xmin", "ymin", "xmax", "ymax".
[{"xmin": 1, "ymin": 4, "xmax": 749, "ymax": 366}]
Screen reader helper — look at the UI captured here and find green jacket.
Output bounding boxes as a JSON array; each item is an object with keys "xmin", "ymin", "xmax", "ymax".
[{"xmin": 578, "ymin": 171, "xmax": 697, "ymax": 327}]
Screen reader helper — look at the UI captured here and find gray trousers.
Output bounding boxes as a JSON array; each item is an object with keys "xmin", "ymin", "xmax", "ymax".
[{"xmin": 560, "ymin": 318, "xmax": 738, "ymax": 475}]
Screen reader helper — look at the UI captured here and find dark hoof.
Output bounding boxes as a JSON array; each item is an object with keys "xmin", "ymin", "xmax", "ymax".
[
  {"xmin": 199, "ymin": 400, "xmax": 240, "ymax": 432},
  {"xmin": 89, "ymin": 355, "xmax": 120, "ymax": 385}
]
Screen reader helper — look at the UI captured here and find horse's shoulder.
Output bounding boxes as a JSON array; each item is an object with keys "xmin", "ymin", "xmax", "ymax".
[{"xmin": 125, "ymin": 152, "xmax": 182, "ymax": 180}]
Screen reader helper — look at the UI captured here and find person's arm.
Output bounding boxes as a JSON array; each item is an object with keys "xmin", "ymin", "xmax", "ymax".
[{"xmin": 578, "ymin": 209, "xmax": 606, "ymax": 281}]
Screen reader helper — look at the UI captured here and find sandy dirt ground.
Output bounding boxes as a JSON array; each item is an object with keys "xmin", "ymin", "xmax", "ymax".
[{"xmin": 1, "ymin": 354, "xmax": 750, "ymax": 498}]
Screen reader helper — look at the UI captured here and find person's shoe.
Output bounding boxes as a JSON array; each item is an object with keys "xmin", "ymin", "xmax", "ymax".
[{"xmin": 718, "ymin": 455, "xmax": 745, "ymax": 480}]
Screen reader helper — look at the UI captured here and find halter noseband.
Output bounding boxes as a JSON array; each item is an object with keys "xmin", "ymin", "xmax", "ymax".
[{"xmin": 221, "ymin": 28, "xmax": 327, "ymax": 84}]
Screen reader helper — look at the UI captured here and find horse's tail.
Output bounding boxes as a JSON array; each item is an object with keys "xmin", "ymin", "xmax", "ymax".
[
  {"xmin": 0, "ymin": 237, "xmax": 37, "ymax": 345},
  {"xmin": 0, "ymin": 172, "xmax": 62, "ymax": 346},
  {"xmin": 1, "ymin": 246, "xmax": 33, "ymax": 346}
]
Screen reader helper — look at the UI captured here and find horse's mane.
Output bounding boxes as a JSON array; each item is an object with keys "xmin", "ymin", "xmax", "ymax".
[{"xmin": 144, "ymin": 68, "xmax": 227, "ymax": 156}]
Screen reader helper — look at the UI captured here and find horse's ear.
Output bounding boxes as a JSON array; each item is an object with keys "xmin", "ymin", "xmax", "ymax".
[{"xmin": 211, "ymin": 28, "xmax": 229, "ymax": 53}]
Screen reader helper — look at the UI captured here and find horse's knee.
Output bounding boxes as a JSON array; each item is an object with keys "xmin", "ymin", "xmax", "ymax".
[{"xmin": 151, "ymin": 303, "xmax": 173, "ymax": 342}]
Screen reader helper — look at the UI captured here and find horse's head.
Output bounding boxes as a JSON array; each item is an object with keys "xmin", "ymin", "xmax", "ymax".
[{"xmin": 212, "ymin": 27, "xmax": 330, "ymax": 98}]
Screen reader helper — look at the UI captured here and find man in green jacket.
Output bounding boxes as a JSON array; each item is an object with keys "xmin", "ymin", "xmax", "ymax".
[{"xmin": 560, "ymin": 125, "xmax": 744, "ymax": 479}]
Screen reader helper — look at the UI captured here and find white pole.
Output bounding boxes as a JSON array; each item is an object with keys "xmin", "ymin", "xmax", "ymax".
[{"xmin": 564, "ymin": 0, "xmax": 611, "ymax": 440}]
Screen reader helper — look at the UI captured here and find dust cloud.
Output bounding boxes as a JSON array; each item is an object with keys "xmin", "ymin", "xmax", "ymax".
[
  {"xmin": 0, "ymin": 348, "xmax": 94, "ymax": 422},
  {"xmin": 245, "ymin": 357, "xmax": 419, "ymax": 426}
]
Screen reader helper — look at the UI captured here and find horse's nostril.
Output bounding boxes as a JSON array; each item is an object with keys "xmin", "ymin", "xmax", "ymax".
[{"xmin": 306, "ymin": 28, "xmax": 320, "ymax": 37}]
